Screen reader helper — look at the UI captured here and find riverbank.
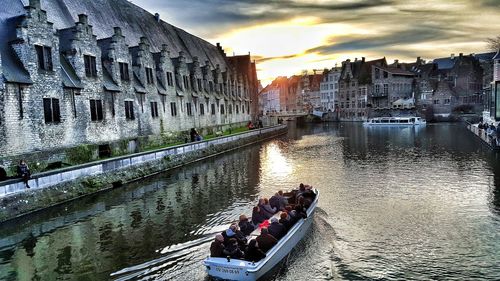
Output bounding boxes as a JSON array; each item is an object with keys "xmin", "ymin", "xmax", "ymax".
[{"xmin": 0, "ymin": 125, "xmax": 287, "ymax": 223}]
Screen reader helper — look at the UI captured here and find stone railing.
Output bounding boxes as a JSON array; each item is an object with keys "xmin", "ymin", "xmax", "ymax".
[
  {"xmin": 0, "ymin": 125, "xmax": 286, "ymax": 197},
  {"xmin": 466, "ymin": 122, "xmax": 500, "ymax": 149}
]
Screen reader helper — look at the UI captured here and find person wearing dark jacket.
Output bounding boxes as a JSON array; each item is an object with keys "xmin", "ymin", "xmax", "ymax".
[
  {"xmin": 222, "ymin": 224, "xmax": 247, "ymax": 248},
  {"xmin": 279, "ymin": 212, "xmax": 293, "ymax": 231},
  {"xmin": 258, "ymin": 198, "xmax": 277, "ymax": 218},
  {"xmin": 238, "ymin": 215, "xmax": 255, "ymax": 236},
  {"xmin": 223, "ymin": 238, "xmax": 244, "ymax": 259},
  {"xmin": 17, "ymin": 160, "xmax": 31, "ymax": 189},
  {"xmin": 252, "ymin": 206, "xmax": 267, "ymax": 225},
  {"xmin": 210, "ymin": 234, "xmax": 225, "ymax": 257},
  {"xmin": 256, "ymin": 227, "xmax": 277, "ymax": 253},
  {"xmin": 245, "ymin": 239, "xmax": 266, "ymax": 262},
  {"xmin": 268, "ymin": 217, "xmax": 286, "ymax": 240}
]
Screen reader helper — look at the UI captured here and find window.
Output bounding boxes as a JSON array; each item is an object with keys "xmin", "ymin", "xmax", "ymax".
[
  {"xmin": 125, "ymin": 101, "xmax": 135, "ymax": 120},
  {"xmin": 43, "ymin": 98, "xmax": 60, "ymax": 123},
  {"xmin": 444, "ymin": 98, "xmax": 451, "ymax": 105},
  {"xmin": 383, "ymin": 71, "xmax": 388, "ymax": 78},
  {"xmin": 200, "ymin": 103, "xmax": 205, "ymax": 115},
  {"xmin": 186, "ymin": 103, "xmax": 193, "ymax": 116},
  {"xmin": 375, "ymin": 84, "xmax": 380, "ymax": 94},
  {"xmin": 242, "ymin": 105, "xmax": 245, "ymax": 114},
  {"xmin": 167, "ymin": 72, "xmax": 173, "ymax": 86},
  {"xmin": 119, "ymin": 62, "xmax": 129, "ymax": 81},
  {"xmin": 160, "ymin": 95, "xmax": 166, "ymax": 112},
  {"xmin": 150, "ymin": 102, "xmax": 159, "ymax": 118},
  {"xmin": 375, "ymin": 68, "xmax": 380, "ymax": 79},
  {"xmin": 90, "ymin": 99, "xmax": 104, "ymax": 121},
  {"xmin": 170, "ymin": 102, "xmax": 177, "ymax": 116},
  {"xmin": 183, "ymin": 76, "xmax": 189, "ymax": 89},
  {"xmin": 35, "ymin": 45, "xmax": 53, "ymax": 71},
  {"xmin": 146, "ymin": 67, "xmax": 154, "ymax": 84},
  {"xmin": 108, "ymin": 92, "xmax": 115, "ymax": 117},
  {"xmin": 229, "ymin": 104, "xmax": 233, "ymax": 114},
  {"xmin": 236, "ymin": 105, "xmax": 239, "ymax": 114},
  {"xmin": 433, "ymin": 99, "xmax": 440, "ymax": 105},
  {"xmin": 219, "ymin": 84, "xmax": 224, "ymax": 93},
  {"xmin": 209, "ymin": 81, "xmax": 214, "ymax": 92},
  {"xmin": 220, "ymin": 104, "xmax": 225, "ymax": 115},
  {"xmin": 197, "ymin": 78, "xmax": 202, "ymax": 91},
  {"xmin": 211, "ymin": 104, "xmax": 216, "ymax": 115},
  {"xmin": 138, "ymin": 94, "xmax": 145, "ymax": 112},
  {"xmin": 383, "ymin": 84, "xmax": 388, "ymax": 94},
  {"xmin": 84, "ymin": 55, "xmax": 97, "ymax": 77}
]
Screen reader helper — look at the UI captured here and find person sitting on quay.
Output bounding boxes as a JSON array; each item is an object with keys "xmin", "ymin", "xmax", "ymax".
[
  {"xmin": 268, "ymin": 217, "xmax": 286, "ymax": 240},
  {"xmin": 252, "ymin": 206, "xmax": 267, "ymax": 226},
  {"xmin": 210, "ymin": 234, "xmax": 225, "ymax": 258},
  {"xmin": 222, "ymin": 223, "xmax": 247, "ymax": 248},
  {"xmin": 247, "ymin": 121, "xmax": 255, "ymax": 130},
  {"xmin": 256, "ymin": 227, "xmax": 277, "ymax": 253},
  {"xmin": 223, "ymin": 238, "xmax": 244, "ymax": 260},
  {"xmin": 258, "ymin": 198, "xmax": 277, "ymax": 218},
  {"xmin": 245, "ymin": 239, "xmax": 266, "ymax": 262},
  {"xmin": 17, "ymin": 160, "xmax": 31, "ymax": 189},
  {"xmin": 279, "ymin": 212, "xmax": 293, "ymax": 231},
  {"xmin": 238, "ymin": 214, "xmax": 255, "ymax": 236}
]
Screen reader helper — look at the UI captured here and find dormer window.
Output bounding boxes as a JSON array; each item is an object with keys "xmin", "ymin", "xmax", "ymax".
[
  {"xmin": 119, "ymin": 62, "xmax": 130, "ymax": 81},
  {"xmin": 35, "ymin": 45, "xmax": 53, "ymax": 71},
  {"xmin": 146, "ymin": 67, "xmax": 154, "ymax": 84},
  {"xmin": 183, "ymin": 76, "xmax": 190, "ymax": 90},
  {"xmin": 167, "ymin": 72, "xmax": 173, "ymax": 86},
  {"xmin": 197, "ymin": 79, "xmax": 202, "ymax": 91},
  {"xmin": 84, "ymin": 55, "xmax": 97, "ymax": 77}
]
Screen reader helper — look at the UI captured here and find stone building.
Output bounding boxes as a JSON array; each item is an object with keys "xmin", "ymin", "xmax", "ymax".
[
  {"xmin": 0, "ymin": 0, "xmax": 258, "ymax": 165},
  {"xmin": 301, "ymin": 72, "xmax": 323, "ymax": 113},
  {"xmin": 371, "ymin": 64, "xmax": 415, "ymax": 112},
  {"xmin": 320, "ymin": 67, "xmax": 341, "ymax": 112},
  {"xmin": 337, "ymin": 57, "xmax": 386, "ymax": 121}
]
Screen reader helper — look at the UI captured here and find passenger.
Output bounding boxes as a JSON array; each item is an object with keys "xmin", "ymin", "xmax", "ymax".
[
  {"xmin": 268, "ymin": 217, "xmax": 286, "ymax": 240},
  {"xmin": 259, "ymin": 198, "xmax": 277, "ymax": 218},
  {"xmin": 252, "ymin": 206, "xmax": 267, "ymax": 225},
  {"xmin": 222, "ymin": 223, "xmax": 247, "ymax": 248},
  {"xmin": 223, "ymin": 238, "xmax": 244, "ymax": 259},
  {"xmin": 256, "ymin": 227, "xmax": 277, "ymax": 253},
  {"xmin": 245, "ymin": 239, "xmax": 266, "ymax": 262},
  {"xmin": 279, "ymin": 212, "xmax": 293, "ymax": 231},
  {"xmin": 210, "ymin": 234, "xmax": 225, "ymax": 258},
  {"xmin": 269, "ymin": 191, "xmax": 288, "ymax": 211},
  {"xmin": 238, "ymin": 214, "xmax": 255, "ymax": 236},
  {"xmin": 294, "ymin": 197, "xmax": 308, "ymax": 218},
  {"xmin": 17, "ymin": 160, "xmax": 31, "ymax": 189}
]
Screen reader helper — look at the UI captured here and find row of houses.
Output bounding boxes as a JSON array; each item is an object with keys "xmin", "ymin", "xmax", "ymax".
[
  {"xmin": 0, "ymin": 0, "xmax": 259, "ymax": 159},
  {"xmin": 259, "ymin": 51, "xmax": 499, "ymax": 121}
]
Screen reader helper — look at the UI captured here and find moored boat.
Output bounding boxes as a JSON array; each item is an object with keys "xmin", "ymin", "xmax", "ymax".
[
  {"xmin": 363, "ymin": 116, "xmax": 426, "ymax": 126},
  {"xmin": 203, "ymin": 189, "xmax": 319, "ymax": 281}
]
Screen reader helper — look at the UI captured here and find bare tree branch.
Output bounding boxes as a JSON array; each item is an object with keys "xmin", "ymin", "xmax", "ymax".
[{"xmin": 486, "ymin": 35, "xmax": 500, "ymax": 51}]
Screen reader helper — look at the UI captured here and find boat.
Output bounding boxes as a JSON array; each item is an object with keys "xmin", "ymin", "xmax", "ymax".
[
  {"xmin": 203, "ymin": 189, "xmax": 319, "ymax": 281},
  {"xmin": 363, "ymin": 116, "xmax": 426, "ymax": 126}
]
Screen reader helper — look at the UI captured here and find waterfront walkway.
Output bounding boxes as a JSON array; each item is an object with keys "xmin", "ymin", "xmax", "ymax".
[
  {"xmin": 0, "ymin": 125, "xmax": 287, "ymax": 198},
  {"xmin": 466, "ymin": 122, "xmax": 500, "ymax": 150}
]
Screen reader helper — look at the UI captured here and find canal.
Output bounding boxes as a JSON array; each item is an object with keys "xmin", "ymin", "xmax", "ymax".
[{"xmin": 0, "ymin": 123, "xmax": 499, "ymax": 280}]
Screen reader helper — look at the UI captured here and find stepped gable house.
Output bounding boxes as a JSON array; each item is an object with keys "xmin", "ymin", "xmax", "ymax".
[{"xmin": 0, "ymin": 0, "xmax": 258, "ymax": 160}]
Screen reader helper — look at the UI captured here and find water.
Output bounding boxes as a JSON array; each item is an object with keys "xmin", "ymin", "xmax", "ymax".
[{"xmin": 0, "ymin": 123, "xmax": 499, "ymax": 281}]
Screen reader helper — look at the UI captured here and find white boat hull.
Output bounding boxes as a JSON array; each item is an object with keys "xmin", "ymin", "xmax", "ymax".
[
  {"xmin": 203, "ymin": 190, "xmax": 319, "ymax": 281},
  {"xmin": 363, "ymin": 116, "xmax": 426, "ymax": 127}
]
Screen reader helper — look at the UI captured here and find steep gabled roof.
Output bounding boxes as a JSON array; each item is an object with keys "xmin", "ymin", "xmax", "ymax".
[{"xmin": 0, "ymin": 15, "xmax": 32, "ymax": 84}]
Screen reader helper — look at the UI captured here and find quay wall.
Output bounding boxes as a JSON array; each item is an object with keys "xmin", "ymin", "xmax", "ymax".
[{"xmin": 0, "ymin": 125, "xmax": 287, "ymax": 222}]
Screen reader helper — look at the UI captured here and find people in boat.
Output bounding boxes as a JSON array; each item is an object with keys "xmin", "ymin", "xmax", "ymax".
[
  {"xmin": 268, "ymin": 217, "xmax": 286, "ymax": 240},
  {"xmin": 294, "ymin": 197, "xmax": 308, "ymax": 218},
  {"xmin": 222, "ymin": 223, "xmax": 247, "ymax": 248},
  {"xmin": 223, "ymin": 238, "xmax": 244, "ymax": 259},
  {"xmin": 245, "ymin": 239, "xmax": 266, "ymax": 262},
  {"xmin": 258, "ymin": 198, "xmax": 277, "ymax": 218},
  {"xmin": 210, "ymin": 234, "xmax": 225, "ymax": 258},
  {"xmin": 279, "ymin": 212, "xmax": 293, "ymax": 231},
  {"xmin": 256, "ymin": 227, "xmax": 277, "ymax": 253},
  {"xmin": 252, "ymin": 206, "xmax": 267, "ymax": 225},
  {"xmin": 238, "ymin": 214, "xmax": 255, "ymax": 236},
  {"xmin": 269, "ymin": 191, "xmax": 288, "ymax": 211}
]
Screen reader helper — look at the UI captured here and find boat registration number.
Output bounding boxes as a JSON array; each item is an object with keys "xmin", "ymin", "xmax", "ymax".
[{"xmin": 215, "ymin": 266, "xmax": 240, "ymax": 275}]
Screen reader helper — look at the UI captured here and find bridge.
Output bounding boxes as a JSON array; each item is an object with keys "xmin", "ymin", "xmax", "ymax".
[{"xmin": 267, "ymin": 112, "xmax": 309, "ymax": 118}]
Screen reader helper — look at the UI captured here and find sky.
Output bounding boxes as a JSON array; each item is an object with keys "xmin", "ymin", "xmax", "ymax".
[{"xmin": 134, "ymin": 0, "xmax": 500, "ymax": 86}]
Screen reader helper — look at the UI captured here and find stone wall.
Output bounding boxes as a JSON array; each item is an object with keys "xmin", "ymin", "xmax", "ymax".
[{"xmin": 0, "ymin": 125, "xmax": 287, "ymax": 222}]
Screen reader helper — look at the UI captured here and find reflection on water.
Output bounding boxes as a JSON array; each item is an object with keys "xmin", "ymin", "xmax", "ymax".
[{"xmin": 0, "ymin": 123, "xmax": 499, "ymax": 280}]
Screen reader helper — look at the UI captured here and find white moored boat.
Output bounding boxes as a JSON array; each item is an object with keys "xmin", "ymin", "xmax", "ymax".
[
  {"xmin": 203, "ymin": 189, "xmax": 319, "ymax": 281},
  {"xmin": 363, "ymin": 116, "xmax": 426, "ymax": 126}
]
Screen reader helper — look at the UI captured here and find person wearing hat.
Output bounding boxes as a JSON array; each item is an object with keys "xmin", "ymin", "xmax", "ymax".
[
  {"xmin": 238, "ymin": 214, "xmax": 255, "ymax": 236},
  {"xmin": 268, "ymin": 217, "xmax": 286, "ymax": 240},
  {"xmin": 210, "ymin": 234, "xmax": 225, "ymax": 258}
]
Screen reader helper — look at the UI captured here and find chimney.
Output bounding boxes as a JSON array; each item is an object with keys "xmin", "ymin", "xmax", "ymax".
[
  {"xmin": 394, "ymin": 59, "xmax": 399, "ymax": 64},
  {"xmin": 154, "ymin": 13, "xmax": 160, "ymax": 23},
  {"xmin": 362, "ymin": 57, "xmax": 365, "ymax": 62},
  {"xmin": 78, "ymin": 14, "xmax": 88, "ymax": 25},
  {"xmin": 113, "ymin": 27, "xmax": 122, "ymax": 36},
  {"xmin": 417, "ymin": 57, "xmax": 421, "ymax": 64},
  {"xmin": 459, "ymin": 53, "xmax": 463, "ymax": 57},
  {"xmin": 161, "ymin": 44, "xmax": 168, "ymax": 52},
  {"xmin": 451, "ymin": 53, "xmax": 455, "ymax": 59},
  {"xmin": 29, "ymin": 0, "xmax": 41, "ymax": 9},
  {"xmin": 140, "ymin": 36, "xmax": 148, "ymax": 45},
  {"xmin": 355, "ymin": 58, "xmax": 358, "ymax": 62}
]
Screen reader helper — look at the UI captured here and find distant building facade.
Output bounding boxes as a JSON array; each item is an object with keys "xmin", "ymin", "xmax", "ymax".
[
  {"xmin": 0, "ymin": 0, "xmax": 258, "ymax": 159},
  {"xmin": 320, "ymin": 67, "xmax": 340, "ymax": 112}
]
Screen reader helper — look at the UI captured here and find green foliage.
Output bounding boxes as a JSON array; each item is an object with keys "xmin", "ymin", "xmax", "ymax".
[{"xmin": 66, "ymin": 145, "xmax": 95, "ymax": 165}]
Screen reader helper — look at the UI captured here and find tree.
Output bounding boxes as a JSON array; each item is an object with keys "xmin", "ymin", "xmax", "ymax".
[{"xmin": 486, "ymin": 35, "xmax": 500, "ymax": 51}]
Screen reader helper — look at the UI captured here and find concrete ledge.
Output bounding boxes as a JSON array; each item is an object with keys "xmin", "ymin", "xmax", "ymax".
[
  {"xmin": 466, "ymin": 123, "xmax": 500, "ymax": 150},
  {"xmin": 0, "ymin": 125, "xmax": 287, "ymax": 222}
]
